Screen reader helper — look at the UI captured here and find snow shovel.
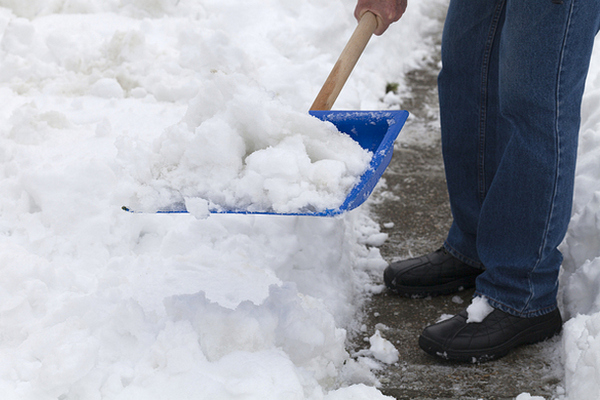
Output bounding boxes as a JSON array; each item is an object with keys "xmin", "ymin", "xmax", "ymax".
[{"xmin": 123, "ymin": 12, "xmax": 408, "ymax": 216}]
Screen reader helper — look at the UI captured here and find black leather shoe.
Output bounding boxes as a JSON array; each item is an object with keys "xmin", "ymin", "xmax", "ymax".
[
  {"xmin": 384, "ymin": 247, "xmax": 483, "ymax": 297},
  {"xmin": 419, "ymin": 307, "xmax": 562, "ymax": 363}
]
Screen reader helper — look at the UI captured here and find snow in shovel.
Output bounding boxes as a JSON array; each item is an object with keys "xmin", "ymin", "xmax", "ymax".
[{"xmin": 128, "ymin": 72, "xmax": 372, "ymax": 215}]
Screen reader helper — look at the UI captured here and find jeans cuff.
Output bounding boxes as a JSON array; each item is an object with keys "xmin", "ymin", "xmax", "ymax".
[
  {"xmin": 443, "ymin": 241, "xmax": 485, "ymax": 270},
  {"xmin": 474, "ymin": 291, "xmax": 559, "ymax": 318}
]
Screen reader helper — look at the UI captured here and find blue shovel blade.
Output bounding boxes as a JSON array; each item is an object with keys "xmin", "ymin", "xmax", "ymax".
[{"xmin": 123, "ymin": 109, "xmax": 409, "ymax": 217}]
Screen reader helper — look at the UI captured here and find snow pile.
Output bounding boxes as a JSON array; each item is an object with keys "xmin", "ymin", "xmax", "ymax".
[
  {"xmin": 0, "ymin": 0, "xmax": 444, "ymax": 398},
  {"xmin": 559, "ymin": 35, "xmax": 600, "ymax": 400},
  {"xmin": 133, "ymin": 72, "xmax": 372, "ymax": 214}
]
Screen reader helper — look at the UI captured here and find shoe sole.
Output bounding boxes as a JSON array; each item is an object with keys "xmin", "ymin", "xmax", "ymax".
[{"xmin": 418, "ymin": 313, "xmax": 562, "ymax": 363}]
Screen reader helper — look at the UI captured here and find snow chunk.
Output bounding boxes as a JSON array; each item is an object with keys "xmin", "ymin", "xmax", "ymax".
[
  {"xmin": 90, "ymin": 78, "xmax": 125, "ymax": 98},
  {"xmin": 363, "ymin": 232, "xmax": 388, "ymax": 247},
  {"xmin": 515, "ymin": 393, "xmax": 546, "ymax": 400},
  {"xmin": 325, "ymin": 384, "xmax": 395, "ymax": 400},
  {"xmin": 466, "ymin": 296, "xmax": 494, "ymax": 323},
  {"xmin": 368, "ymin": 330, "xmax": 399, "ymax": 364},
  {"xmin": 184, "ymin": 197, "xmax": 210, "ymax": 219},
  {"xmin": 436, "ymin": 313, "xmax": 454, "ymax": 323}
]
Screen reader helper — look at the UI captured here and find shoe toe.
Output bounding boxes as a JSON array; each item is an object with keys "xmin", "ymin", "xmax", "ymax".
[
  {"xmin": 384, "ymin": 258, "xmax": 421, "ymax": 285},
  {"xmin": 419, "ymin": 312, "xmax": 469, "ymax": 354},
  {"xmin": 384, "ymin": 248, "xmax": 482, "ymax": 297},
  {"xmin": 419, "ymin": 308, "xmax": 563, "ymax": 363}
]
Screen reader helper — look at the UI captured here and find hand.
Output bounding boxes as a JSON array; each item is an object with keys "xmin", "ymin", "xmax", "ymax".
[{"xmin": 354, "ymin": 0, "xmax": 407, "ymax": 35}]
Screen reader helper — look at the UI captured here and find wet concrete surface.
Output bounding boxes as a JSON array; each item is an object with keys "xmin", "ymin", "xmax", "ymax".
[{"xmin": 350, "ymin": 16, "xmax": 563, "ymax": 398}]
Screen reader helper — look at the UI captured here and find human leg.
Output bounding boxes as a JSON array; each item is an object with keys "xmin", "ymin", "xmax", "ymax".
[
  {"xmin": 385, "ymin": 0, "xmax": 600, "ymax": 311},
  {"xmin": 383, "ymin": 0, "xmax": 503, "ymax": 296},
  {"xmin": 438, "ymin": 0, "xmax": 506, "ymax": 268},
  {"xmin": 383, "ymin": 0, "xmax": 503, "ymax": 297},
  {"xmin": 419, "ymin": 0, "xmax": 600, "ymax": 362},
  {"xmin": 473, "ymin": 0, "xmax": 600, "ymax": 317}
]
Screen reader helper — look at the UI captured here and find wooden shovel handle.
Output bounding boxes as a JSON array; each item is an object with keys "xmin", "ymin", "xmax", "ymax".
[{"xmin": 309, "ymin": 11, "xmax": 378, "ymax": 111}]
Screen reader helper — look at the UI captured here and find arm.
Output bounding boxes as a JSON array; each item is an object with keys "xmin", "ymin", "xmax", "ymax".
[{"xmin": 354, "ymin": 0, "xmax": 407, "ymax": 35}]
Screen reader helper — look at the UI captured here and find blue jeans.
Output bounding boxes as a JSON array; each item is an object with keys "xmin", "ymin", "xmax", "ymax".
[{"xmin": 439, "ymin": 0, "xmax": 600, "ymax": 317}]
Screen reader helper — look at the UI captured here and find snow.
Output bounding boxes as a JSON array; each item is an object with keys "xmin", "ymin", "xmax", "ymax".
[
  {"xmin": 559, "ymin": 35, "xmax": 600, "ymax": 400},
  {"xmin": 0, "ymin": 0, "xmax": 598, "ymax": 399},
  {"xmin": 368, "ymin": 330, "xmax": 399, "ymax": 365},
  {"xmin": 466, "ymin": 296, "xmax": 494, "ymax": 323},
  {"xmin": 516, "ymin": 394, "xmax": 546, "ymax": 400},
  {"xmin": 138, "ymin": 72, "xmax": 373, "ymax": 214},
  {"xmin": 0, "ymin": 0, "xmax": 436, "ymax": 399}
]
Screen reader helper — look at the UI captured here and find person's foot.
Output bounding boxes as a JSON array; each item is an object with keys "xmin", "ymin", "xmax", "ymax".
[
  {"xmin": 384, "ymin": 247, "xmax": 483, "ymax": 297},
  {"xmin": 418, "ymin": 307, "xmax": 563, "ymax": 363}
]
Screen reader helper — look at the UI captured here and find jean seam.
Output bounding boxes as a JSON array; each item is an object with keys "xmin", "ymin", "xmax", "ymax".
[{"xmin": 477, "ymin": 0, "xmax": 506, "ymax": 205}]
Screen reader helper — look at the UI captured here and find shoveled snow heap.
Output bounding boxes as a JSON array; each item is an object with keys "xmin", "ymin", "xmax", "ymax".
[
  {"xmin": 0, "ymin": 1, "xmax": 433, "ymax": 398},
  {"xmin": 130, "ymin": 72, "xmax": 373, "ymax": 214}
]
